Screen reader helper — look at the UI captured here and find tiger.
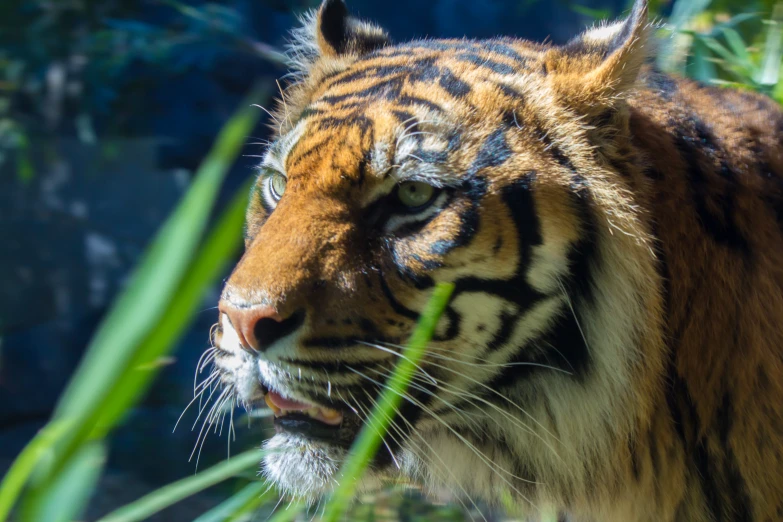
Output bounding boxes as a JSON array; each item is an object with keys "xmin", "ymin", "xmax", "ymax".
[{"xmin": 210, "ymin": 0, "xmax": 783, "ymax": 520}]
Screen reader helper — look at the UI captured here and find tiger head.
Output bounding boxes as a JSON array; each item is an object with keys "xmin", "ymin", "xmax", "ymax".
[{"xmin": 213, "ymin": 0, "xmax": 665, "ymax": 508}]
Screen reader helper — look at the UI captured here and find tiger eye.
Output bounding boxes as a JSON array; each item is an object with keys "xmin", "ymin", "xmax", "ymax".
[
  {"xmin": 397, "ymin": 181, "xmax": 435, "ymax": 208},
  {"xmin": 269, "ymin": 173, "xmax": 287, "ymax": 200}
]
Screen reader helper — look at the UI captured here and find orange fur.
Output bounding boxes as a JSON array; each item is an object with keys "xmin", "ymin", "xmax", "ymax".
[{"xmin": 214, "ymin": 1, "xmax": 783, "ymax": 519}]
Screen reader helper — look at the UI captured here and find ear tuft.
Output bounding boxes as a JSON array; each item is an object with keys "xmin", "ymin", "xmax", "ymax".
[
  {"xmin": 316, "ymin": 0, "xmax": 389, "ymax": 57},
  {"xmin": 286, "ymin": 0, "xmax": 390, "ymax": 82},
  {"xmin": 318, "ymin": 0, "xmax": 350, "ymax": 55},
  {"xmin": 545, "ymin": 0, "xmax": 650, "ymax": 111},
  {"xmin": 565, "ymin": 0, "xmax": 648, "ymax": 59}
]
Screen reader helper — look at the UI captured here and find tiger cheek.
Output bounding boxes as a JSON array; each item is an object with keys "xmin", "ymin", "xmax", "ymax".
[{"xmin": 420, "ymin": 193, "xmax": 518, "ymax": 282}]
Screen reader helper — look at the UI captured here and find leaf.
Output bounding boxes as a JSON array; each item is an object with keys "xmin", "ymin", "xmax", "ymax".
[
  {"xmin": 658, "ymin": 0, "xmax": 713, "ymax": 73},
  {"xmin": 720, "ymin": 27, "xmax": 757, "ymax": 76},
  {"xmin": 192, "ymin": 480, "xmax": 275, "ymax": 522},
  {"xmin": 89, "ymin": 173, "xmax": 255, "ymax": 436},
  {"xmin": 319, "ymin": 283, "xmax": 455, "ymax": 522},
  {"xmin": 689, "ymin": 36, "xmax": 719, "ymax": 82},
  {"xmin": 697, "ymin": 34, "xmax": 756, "ymax": 82},
  {"xmin": 52, "ymin": 86, "xmax": 264, "ymax": 428},
  {"xmin": 96, "ymin": 449, "xmax": 264, "ymax": 522}
]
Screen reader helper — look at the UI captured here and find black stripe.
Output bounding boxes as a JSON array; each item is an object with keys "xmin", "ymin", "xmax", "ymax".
[
  {"xmin": 379, "ymin": 39, "xmax": 530, "ymax": 67},
  {"xmin": 427, "ymin": 176, "xmax": 489, "ymax": 258},
  {"xmin": 628, "ymin": 436, "xmax": 641, "ymax": 481},
  {"xmin": 468, "ymin": 127, "xmax": 513, "ymax": 176},
  {"xmin": 673, "ymin": 118, "xmax": 750, "ymax": 253},
  {"xmin": 444, "ymin": 173, "xmax": 544, "ymax": 348},
  {"xmin": 664, "ymin": 346, "xmax": 753, "ymax": 522},
  {"xmin": 563, "ymin": 178, "xmax": 599, "ymax": 305},
  {"xmin": 439, "ymin": 68, "xmax": 471, "ymax": 98},
  {"xmin": 378, "ymin": 272, "xmax": 420, "ymax": 320},
  {"xmin": 454, "ymin": 52, "xmax": 515, "ymax": 75}
]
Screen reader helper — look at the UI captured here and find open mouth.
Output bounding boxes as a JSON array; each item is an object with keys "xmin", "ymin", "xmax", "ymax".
[{"xmin": 264, "ymin": 390, "xmax": 346, "ymax": 442}]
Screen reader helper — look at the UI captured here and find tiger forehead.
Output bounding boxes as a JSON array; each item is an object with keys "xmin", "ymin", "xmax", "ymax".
[
  {"xmin": 258, "ymin": 38, "xmax": 550, "ymax": 196},
  {"xmin": 265, "ymin": 108, "xmax": 460, "ymax": 193}
]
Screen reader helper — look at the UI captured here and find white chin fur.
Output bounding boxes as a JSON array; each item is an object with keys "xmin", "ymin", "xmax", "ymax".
[{"xmin": 262, "ymin": 432, "xmax": 347, "ymax": 501}]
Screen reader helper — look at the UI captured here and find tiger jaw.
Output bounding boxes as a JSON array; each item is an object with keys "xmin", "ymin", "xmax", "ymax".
[{"xmin": 213, "ymin": 310, "xmax": 393, "ymax": 497}]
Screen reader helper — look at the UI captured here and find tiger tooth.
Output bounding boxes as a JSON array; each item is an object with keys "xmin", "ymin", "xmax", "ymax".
[
  {"xmin": 264, "ymin": 394, "xmax": 281, "ymax": 415},
  {"xmin": 321, "ymin": 408, "xmax": 341, "ymax": 420}
]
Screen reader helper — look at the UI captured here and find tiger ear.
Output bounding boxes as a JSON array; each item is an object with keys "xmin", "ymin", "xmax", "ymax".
[
  {"xmin": 287, "ymin": 0, "xmax": 390, "ymax": 80},
  {"xmin": 544, "ymin": 0, "xmax": 650, "ymax": 112},
  {"xmin": 316, "ymin": 0, "xmax": 389, "ymax": 57}
]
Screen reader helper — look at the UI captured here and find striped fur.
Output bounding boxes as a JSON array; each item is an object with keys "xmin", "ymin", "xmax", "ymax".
[{"xmin": 210, "ymin": 1, "xmax": 783, "ymax": 519}]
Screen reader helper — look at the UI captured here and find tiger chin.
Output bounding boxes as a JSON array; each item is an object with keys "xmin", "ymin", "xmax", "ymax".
[{"xmin": 209, "ymin": 0, "xmax": 783, "ymax": 520}]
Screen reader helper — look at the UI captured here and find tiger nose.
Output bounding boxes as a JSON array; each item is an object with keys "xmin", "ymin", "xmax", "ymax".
[{"xmin": 219, "ymin": 302, "xmax": 305, "ymax": 353}]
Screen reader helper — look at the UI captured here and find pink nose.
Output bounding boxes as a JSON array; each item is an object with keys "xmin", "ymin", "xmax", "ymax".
[{"xmin": 219, "ymin": 302, "xmax": 303, "ymax": 352}]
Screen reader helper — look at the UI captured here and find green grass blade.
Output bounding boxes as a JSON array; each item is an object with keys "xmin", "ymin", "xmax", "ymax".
[
  {"xmin": 19, "ymin": 179, "xmax": 253, "ymax": 514},
  {"xmin": 21, "ymin": 442, "xmax": 107, "ymax": 522},
  {"xmin": 266, "ymin": 502, "xmax": 305, "ymax": 522},
  {"xmin": 96, "ymin": 449, "xmax": 263, "ymax": 522},
  {"xmin": 91, "ymin": 176, "xmax": 254, "ymax": 435},
  {"xmin": 0, "ymin": 420, "xmax": 73, "ymax": 521},
  {"xmin": 658, "ymin": 0, "xmax": 713, "ymax": 73},
  {"xmin": 319, "ymin": 282, "xmax": 455, "ymax": 522},
  {"xmin": 192, "ymin": 480, "xmax": 275, "ymax": 522},
  {"xmin": 689, "ymin": 36, "xmax": 719, "ymax": 82},
  {"xmin": 757, "ymin": 4, "xmax": 783, "ymax": 86},
  {"xmin": 721, "ymin": 27, "xmax": 752, "ymax": 64}
]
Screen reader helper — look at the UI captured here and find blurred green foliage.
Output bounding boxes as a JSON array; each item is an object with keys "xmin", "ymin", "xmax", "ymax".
[
  {"xmin": 0, "ymin": 0, "xmax": 285, "ymax": 175},
  {"xmin": 658, "ymin": 0, "xmax": 783, "ymax": 102},
  {"xmin": 0, "ymin": 85, "xmax": 263, "ymax": 522}
]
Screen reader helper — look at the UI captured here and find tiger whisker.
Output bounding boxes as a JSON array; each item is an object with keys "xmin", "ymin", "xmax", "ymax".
[
  {"xmin": 366, "ymin": 365, "xmax": 484, "ymax": 436},
  {"xmin": 375, "ymin": 340, "xmax": 573, "ymax": 374},
  {"xmin": 347, "ymin": 390, "xmax": 402, "ymax": 470},
  {"xmin": 265, "ymin": 493, "xmax": 287, "ymax": 522},
  {"xmin": 345, "ymin": 365, "xmax": 540, "ymax": 497},
  {"xmin": 276, "ymin": 79, "xmax": 293, "ymax": 130},
  {"xmin": 364, "ymin": 349, "xmax": 565, "ymax": 470},
  {"xmin": 251, "ymin": 103, "xmax": 281, "ymax": 127},
  {"xmin": 388, "ymin": 399, "xmax": 490, "ymax": 522},
  {"xmin": 557, "ymin": 276, "xmax": 590, "ymax": 361},
  {"xmin": 191, "ymin": 374, "xmax": 223, "ymax": 431},
  {"xmin": 174, "ymin": 371, "xmax": 219, "ymax": 433},
  {"xmin": 190, "ymin": 386, "xmax": 231, "ymax": 467},
  {"xmin": 358, "ymin": 386, "xmax": 491, "ymax": 522},
  {"xmin": 357, "ymin": 341, "xmax": 439, "ymax": 384},
  {"xmin": 376, "ymin": 341, "xmax": 564, "ymax": 449},
  {"xmin": 228, "ymin": 396, "xmax": 236, "ymax": 458},
  {"xmin": 396, "ymin": 119, "xmax": 441, "ymax": 147}
]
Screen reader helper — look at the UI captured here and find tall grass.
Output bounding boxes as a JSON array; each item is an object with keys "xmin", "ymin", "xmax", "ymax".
[{"xmin": 0, "ymin": 85, "xmax": 266, "ymax": 522}]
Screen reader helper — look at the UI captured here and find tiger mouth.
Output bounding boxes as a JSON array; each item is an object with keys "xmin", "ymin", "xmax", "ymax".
[{"xmin": 263, "ymin": 389, "xmax": 353, "ymax": 443}]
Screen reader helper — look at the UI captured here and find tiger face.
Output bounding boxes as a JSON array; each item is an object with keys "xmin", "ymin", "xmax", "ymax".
[{"xmin": 213, "ymin": 0, "xmax": 668, "ymax": 513}]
